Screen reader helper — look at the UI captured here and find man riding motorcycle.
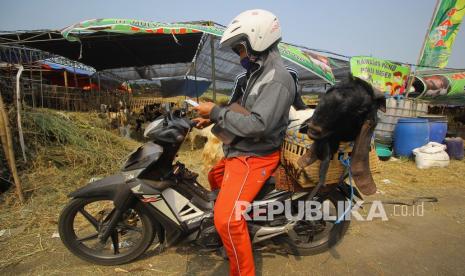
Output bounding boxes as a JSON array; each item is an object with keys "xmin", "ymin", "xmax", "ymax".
[{"xmin": 193, "ymin": 9, "xmax": 295, "ymax": 276}]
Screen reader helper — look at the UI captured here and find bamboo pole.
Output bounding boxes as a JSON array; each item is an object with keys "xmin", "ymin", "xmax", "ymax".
[
  {"xmin": 0, "ymin": 97, "xmax": 10, "ymax": 165},
  {"xmin": 97, "ymin": 72, "xmax": 101, "ymax": 107},
  {"xmin": 64, "ymin": 70, "xmax": 68, "ymax": 91},
  {"xmin": 97, "ymin": 72, "xmax": 101, "ymax": 92},
  {"xmin": 15, "ymin": 65, "xmax": 27, "ymax": 162},
  {"xmin": 210, "ymin": 35, "xmax": 217, "ymax": 103},
  {"xmin": 39, "ymin": 68, "xmax": 43, "ymax": 107},
  {"xmin": 0, "ymin": 91, "xmax": 25, "ymax": 203},
  {"xmin": 405, "ymin": 0, "xmax": 441, "ymax": 96},
  {"xmin": 73, "ymin": 63, "xmax": 78, "ymax": 88},
  {"xmin": 30, "ymin": 65, "xmax": 35, "ymax": 108}
]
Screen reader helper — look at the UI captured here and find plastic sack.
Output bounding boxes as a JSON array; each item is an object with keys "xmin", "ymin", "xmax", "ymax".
[{"xmin": 412, "ymin": 142, "xmax": 450, "ymax": 169}]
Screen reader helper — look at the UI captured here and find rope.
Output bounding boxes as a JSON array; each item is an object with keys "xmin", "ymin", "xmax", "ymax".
[
  {"xmin": 335, "ymin": 155, "xmax": 353, "ymax": 224},
  {"xmin": 364, "ymin": 197, "xmax": 438, "ymax": 206},
  {"xmin": 334, "ymin": 154, "xmax": 438, "ymax": 224},
  {"xmin": 285, "ymin": 128, "xmax": 312, "ymax": 149}
]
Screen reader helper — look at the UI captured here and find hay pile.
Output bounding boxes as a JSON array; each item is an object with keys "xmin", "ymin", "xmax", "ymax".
[
  {"xmin": 373, "ymin": 157, "xmax": 465, "ymax": 197},
  {"xmin": 0, "ymin": 108, "xmax": 139, "ymax": 269}
]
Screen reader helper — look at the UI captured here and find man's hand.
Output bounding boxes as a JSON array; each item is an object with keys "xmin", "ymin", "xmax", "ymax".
[
  {"xmin": 193, "ymin": 102, "xmax": 216, "ymax": 118},
  {"xmin": 192, "ymin": 117, "xmax": 212, "ymax": 129}
]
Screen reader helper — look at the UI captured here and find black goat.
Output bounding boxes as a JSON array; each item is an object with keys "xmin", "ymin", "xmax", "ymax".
[{"xmin": 298, "ymin": 76, "xmax": 386, "ymax": 195}]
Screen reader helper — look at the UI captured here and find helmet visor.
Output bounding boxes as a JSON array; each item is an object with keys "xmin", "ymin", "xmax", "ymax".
[
  {"xmin": 231, "ymin": 41, "xmax": 247, "ymax": 56},
  {"xmin": 219, "ymin": 33, "xmax": 247, "ymax": 51}
]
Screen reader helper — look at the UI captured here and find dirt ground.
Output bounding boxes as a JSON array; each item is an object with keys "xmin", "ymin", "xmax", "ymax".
[{"xmin": 1, "ymin": 147, "xmax": 465, "ymax": 275}]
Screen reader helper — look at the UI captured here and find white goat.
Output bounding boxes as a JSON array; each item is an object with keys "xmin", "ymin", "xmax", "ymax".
[
  {"xmin": 187, "ymin": 124, "xmax": 214, "ymax": 150},
  {"xmin": 288, "ymin": 106, "xmax": 314, "ymax": 129},
  {"xmin": 201, "ymin": 129, "xmax": 224, "ymax": 175}
]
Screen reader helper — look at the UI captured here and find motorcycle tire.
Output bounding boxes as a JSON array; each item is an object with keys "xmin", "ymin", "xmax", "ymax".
[
  {"xmin": 279, "ymin": 190, "xmax": 351, "ymax": 256},
  {"xmin": 58, "ymin": 196, "xmax": 155, "ymax": 265}
]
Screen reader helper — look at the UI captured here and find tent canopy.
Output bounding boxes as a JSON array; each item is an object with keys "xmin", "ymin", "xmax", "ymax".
[
  {"xmin": 41, "ymin": 60, "xmax": 94, "ymax": 76},
  {"xmin": 0, "ymin": 19, "xmax": 351, "ymax": 92},
  {"xmin": 0, "ymin": 30, "xmax": 203, "ymax": 71}
]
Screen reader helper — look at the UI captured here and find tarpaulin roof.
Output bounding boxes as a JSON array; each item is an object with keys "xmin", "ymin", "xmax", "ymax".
[
  {"xmin": 41, "ymin": 60, "xmax": 94, "ymax": 76},
  {"xmin": 0, "ymin": 19, "xmax": 351, "ymax": 87},
  {"xmin": 0, "ymin": 30, "xmax": 203, "ymax": 71},
  {"xmin": 60, "ymin": 19, "xmax": 336, "ymax": 83},
  {"xmin": 103, "ymin": 62, "xmax": 192, "ymax": 81}
]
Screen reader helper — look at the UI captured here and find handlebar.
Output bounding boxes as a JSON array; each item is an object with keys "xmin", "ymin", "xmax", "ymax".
[{"xmin": 158, "ymin": 104, "xmax": 200, "ymax": 130}]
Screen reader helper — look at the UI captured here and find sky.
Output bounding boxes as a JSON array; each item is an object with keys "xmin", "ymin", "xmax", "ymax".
[{"xmin": 0, "ymin": 0, "xmax": 464, "ymax": 68}]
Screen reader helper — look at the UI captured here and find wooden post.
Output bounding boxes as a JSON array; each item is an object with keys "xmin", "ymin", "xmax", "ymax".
[
  {"xmin": 194, "ymin": 58, "xmax": 199, "ymax": 102},
  {"xmin": 39, "ymin": 68, "xmax": 44, "ymax": 107},
  {"xmin": 0, "ymin": 91, "xmax": 25, "ymax": 203},
  {"xmin": 97, "ymin": 72, "xmax": 101, "ymax": 107},
  {"xmin": 64, "ymin": 70, "xmax": 68, "ymax": 91},
  {"xmin": 97, "ymin": 72, "xmax": 101, "ymax": 92},
  {"xmin": 210, "ymin": 35, "xmax": 217, "ymax": 103},
  {"xmin": 30, "ymin": 65, "xmax": 35, "ymax": 108},
  {"xmin": 88, "ymin": 76, "xmax": 91, "ymax": 111},
  {"xmin": 72, "ymin": 65, "xmax": 78, "ymax": 111},
  {"xmin": 73, "ymin": 65, "xmax": 78, "ymax": 88}
]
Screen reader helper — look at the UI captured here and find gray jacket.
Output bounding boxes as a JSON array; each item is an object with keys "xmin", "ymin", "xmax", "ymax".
[{"xmin": 210, "ymin": 46, "xmax": 296, "ymax": 157}]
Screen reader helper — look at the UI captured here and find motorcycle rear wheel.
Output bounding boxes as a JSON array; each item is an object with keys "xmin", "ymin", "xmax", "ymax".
[
  {"xmin": 280, "ymin": 190, "xmax": 350, "ymax": 256},
  {"xmin": 58, "ymin": 197, "xmax": 155, "ymax": 265}
]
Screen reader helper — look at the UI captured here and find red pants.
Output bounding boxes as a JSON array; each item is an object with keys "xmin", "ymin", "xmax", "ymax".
[{"xmin": 208, "ymin": 151, "xmax": 280, "ymax": 276}]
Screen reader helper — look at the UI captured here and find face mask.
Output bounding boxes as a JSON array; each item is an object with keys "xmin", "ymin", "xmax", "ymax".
[{"xmin": 240, "ymin": 57, "xmax": 251, "ymax": 70}]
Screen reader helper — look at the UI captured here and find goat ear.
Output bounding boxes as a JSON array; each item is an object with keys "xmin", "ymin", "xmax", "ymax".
[
  {"xmin": 353, "ymin": 77, "xmax": 387, "ymax": 113},
  {"xmin": 350, "ymin": 119, "xmax": 377, "ymax": 195}
]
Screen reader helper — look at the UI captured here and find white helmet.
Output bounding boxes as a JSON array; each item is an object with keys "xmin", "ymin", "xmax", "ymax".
[{"xmin": 220, "ymin": 9, "xmax": 282, "ymax": 53}]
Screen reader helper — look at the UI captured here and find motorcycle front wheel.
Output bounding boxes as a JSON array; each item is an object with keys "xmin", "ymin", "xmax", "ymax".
[{"xmin": 58, "ymin": 196, "xmax": 155, "ymax": 265}]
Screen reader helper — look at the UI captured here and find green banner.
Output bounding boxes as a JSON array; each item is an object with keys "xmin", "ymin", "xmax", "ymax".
[
  {"xmin": 61, "ymin": 19, "xmax": 224, "ymax": 41},
  {"xmin": 350, "ymin": 56, "xmax": 410, "ymax": 95},
  {"xmin": 417, "ymin": 71, "xmax": 465, "ymax": 98},
  {"xmin": 449, "ymin": 72, "xmax": 465, "ymax": 95},
  {"xmin": 418, "ymin": 0, "xmax": 465, "ymax": 69},
  {"xmin": 61, "ymin": 18, "xmax": 335, "ymax": 84},
  {"xmin": 278, "ymin": 43, "xmax": 335, "ymax": 84}
]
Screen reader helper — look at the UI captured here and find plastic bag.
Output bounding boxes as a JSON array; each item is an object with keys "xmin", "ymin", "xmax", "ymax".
[{"xmin": 413, "ymin": 142, "xmax": 449, "ymax": 169}]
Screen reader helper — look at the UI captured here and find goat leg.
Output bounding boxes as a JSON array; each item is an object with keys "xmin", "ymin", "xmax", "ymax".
[
  {"xmin": 351, "ymin": 119, "xmax": 377, "ymax": 195},
  {"xmin": 307, "ymin": 149, "xmax": 331, "ymax": 200}
]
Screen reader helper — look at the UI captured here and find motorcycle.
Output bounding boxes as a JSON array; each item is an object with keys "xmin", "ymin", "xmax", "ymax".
[{"xmin": 58, "ymin": 104, "xmax": 358, "ymax": 265}]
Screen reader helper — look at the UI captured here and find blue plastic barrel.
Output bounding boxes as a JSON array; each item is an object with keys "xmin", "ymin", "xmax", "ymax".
[
  {"xmin": 394, "ymin": 118, "xmax": 429, "ymax": 157},
  {"xmin": 419, "ymin": 115, "xmax": 448, "ymax": 143}
]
